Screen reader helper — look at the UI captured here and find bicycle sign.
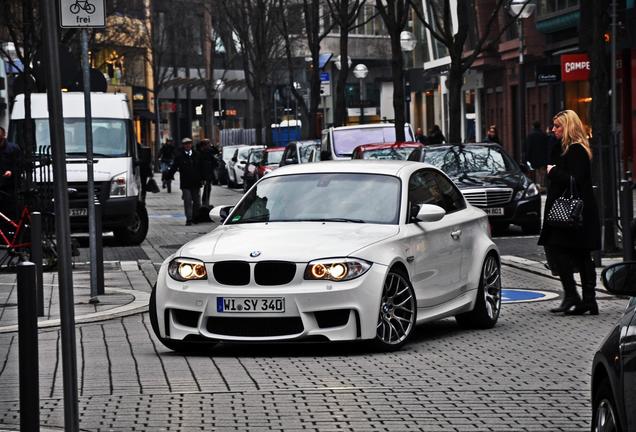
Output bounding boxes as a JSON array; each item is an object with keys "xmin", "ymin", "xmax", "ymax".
[{"xmin": 60, "ymin": 0, "xmax": 105, "ymax": 28}]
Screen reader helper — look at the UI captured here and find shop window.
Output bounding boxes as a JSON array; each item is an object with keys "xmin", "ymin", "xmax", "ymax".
[{"xmin": 564, "ymin": 81, "xmax": 591, "ymax": 131}]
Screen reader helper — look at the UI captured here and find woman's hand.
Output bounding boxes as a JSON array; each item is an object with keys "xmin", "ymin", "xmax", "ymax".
[{"xmin": 547, "ymin": 165, "xmax": 554, "ymax": 173}]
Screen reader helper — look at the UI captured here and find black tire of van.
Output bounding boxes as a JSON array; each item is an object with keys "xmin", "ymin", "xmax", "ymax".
[{"xmin": 114, "ymin": 202, "xmax": 149, "ymax": 245}]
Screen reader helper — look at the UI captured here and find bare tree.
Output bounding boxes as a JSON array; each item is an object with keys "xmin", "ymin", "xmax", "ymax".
[
  {"xmin": 410, "ymin": 0, "xmax": 532, "ymax": 144},
  {"xmin": 219, "ymin": 0, "xmax": 287, "ymax": 146},
  {"xmin": 326, "ymin": 0, "xmax": 367, "ymax": 127},
  {"xmin": 375, "ymin": 0, "xmax": 409, "ymax": 141}
]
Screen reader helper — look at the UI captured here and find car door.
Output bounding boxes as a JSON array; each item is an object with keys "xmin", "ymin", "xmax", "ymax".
[
  {"xmin": 403, "ymin": 169, "xmax": 463, "ymax": 309},
  {"xmin": 244, "ymin": 150, "xmax": 257, "ymax": 185},
  {"xmin": 622, "ymin": 300, "xmax": 636, "ymax": 431}
]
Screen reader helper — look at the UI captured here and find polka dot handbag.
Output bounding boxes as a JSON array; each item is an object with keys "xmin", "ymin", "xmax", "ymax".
[{"xmin": 546, "ymin": 176, "xmax": 584, "ymax": 228}]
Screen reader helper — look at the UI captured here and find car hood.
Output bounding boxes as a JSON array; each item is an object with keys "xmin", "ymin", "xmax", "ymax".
[
  {"xmin": 448, "ymin": 171, "xmax": 525, "ymax": 190},
  {"xmin": 177, "ymin": 223, "xmax": 399, "ymax": 262}
]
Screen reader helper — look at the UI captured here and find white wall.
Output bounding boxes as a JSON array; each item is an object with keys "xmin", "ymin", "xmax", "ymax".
[{"xmin": 380, "ymin": 82, "xmax": 394, "ymax": 121}]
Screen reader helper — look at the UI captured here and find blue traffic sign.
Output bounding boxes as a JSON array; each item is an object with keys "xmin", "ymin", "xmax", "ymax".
[
  {"xmin": 501, "ymin": 289, "xmax": 558, "ymax": 303},
  {"xmin": 320, "ymin": 72, "xmax": 330, "ymax": 82}
]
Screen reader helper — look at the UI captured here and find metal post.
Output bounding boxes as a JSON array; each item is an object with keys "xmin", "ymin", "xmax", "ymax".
[
  {"xmin": 81, "ymin": 30, "xmax": 99, "ymax": 303},
  {"xmin": 95, "ymin": 202, "xmax": 104, "ymax": 295},
  {"xmin": 518, "ymin": 19, "xmax": 527, "ymax": 162},
  {"xmin": 621, "ymin": 178, "xmax": 633, "ymax": 261},
  {"xmin": 218, "ymin": 90, "xmax": 222, "ymax": 131},
  {"xmin": 40, "ymin": 0, "xmax": 80, "ymax": 429},
  {"xmin": 17, "ymin": 261, "xmax": 39, "ymax": 432},
  {"xmin": 30, "ymin": 211, "xmax": 44, "ymax": 316}
]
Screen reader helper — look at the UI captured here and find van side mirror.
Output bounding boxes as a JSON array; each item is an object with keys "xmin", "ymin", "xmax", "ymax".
[{"xmin": 231, "ymin": 156, "xmax": 238, "ymax": 163}]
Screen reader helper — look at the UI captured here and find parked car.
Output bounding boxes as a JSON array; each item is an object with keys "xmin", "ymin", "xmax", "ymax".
[
  {"xmin": 227, "ymin": 145, "xmax": 264, "ymax": 188},
  {"xmin": 150, "ymin": 160, "xmax": 501, "ymax": 353},
  {"xmin": 409, "ymin": 143, "xmax": 541, "ymax": 235},
  {"xmin": 591, "ymin": 262, "xmax": 636, "ymax": 432},
  {"xmin": 279, "ymin": 139, "xmax": 321, "ymax": 167},
  {"xmin": 321, "ymin": 123, "xmax": 415, "ymax": 160},
  {"xmin": 221, "ymin": 144, "xmax": 247, "ymax": 187},
  {"xmin": 242, "ymin": 146, "xmax": 285, "ymax": 192},
  {"xmin": 351, "ymin": 142, "xmax": 423, "ymax": 160}
]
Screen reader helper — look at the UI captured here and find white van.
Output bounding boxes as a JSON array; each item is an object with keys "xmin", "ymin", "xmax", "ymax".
[
  {"xmin": 10, "ymin": 92, "xmax": 149, "ymax": 245},
  {"xmin": 321, "ymin": 123, "xmax": 415, "ymax": 160}
]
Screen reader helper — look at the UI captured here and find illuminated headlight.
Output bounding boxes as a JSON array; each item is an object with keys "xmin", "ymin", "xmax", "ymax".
[
  {"xmin": 515, "ymin": 183, "xmax": 539, "ymax": 200},
  {"xmin": 304, "ymin": 258, "xmax": 372, "ymax": 281},
  {"xmin": 109, "ymin": 172, "xmax": 127, "ymax": 197},
  {"xmin": 168, "ymin": 258, "xmax": 208, "ymax": 281}
]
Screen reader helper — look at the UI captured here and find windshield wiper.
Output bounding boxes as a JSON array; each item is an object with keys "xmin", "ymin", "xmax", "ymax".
[{"xmin": 300, "ymin": 218, "xmax": 366, "ymax": 223}]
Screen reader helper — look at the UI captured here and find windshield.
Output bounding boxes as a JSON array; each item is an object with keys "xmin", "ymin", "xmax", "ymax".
[
  {"xmin": 361, "ymin": 146, "xmax": 418, "ymax": 160},
  {"xmin": 264, "ymin": 150, "xmax": 283, "ymax": 165},
  {"xmin": 14, "ymin": 119, "xmax": 129, "ymax": 157},
  {"xmin": 333, "ymin": 126, "xmax": 413, "ymax": 157},
  {"xmin": 227, "ymin": 173, "xmax": 401, "ymax": 225},
  {"xmin": 422, "ymin": 146, "xmax": 517, "ymax": 176}
]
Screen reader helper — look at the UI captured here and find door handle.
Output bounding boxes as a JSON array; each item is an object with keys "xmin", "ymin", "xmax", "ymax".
[{"xmin": 450, "ymin": 229, "xmax": 462, "ymax": 240}]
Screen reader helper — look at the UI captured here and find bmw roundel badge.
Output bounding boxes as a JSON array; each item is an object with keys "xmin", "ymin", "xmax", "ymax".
[{"xmin": 250, "ymin": 251, "xmax": 261, "ymax": 257}]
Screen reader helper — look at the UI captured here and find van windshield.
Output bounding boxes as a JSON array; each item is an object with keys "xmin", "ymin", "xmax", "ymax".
[
  {"xmin": 15, "ymin": 119, "xmax": 129, "ymax": 157},
  {"xmin": 332, "ymin": 126, "xmax": 413, "ymax": 157}
]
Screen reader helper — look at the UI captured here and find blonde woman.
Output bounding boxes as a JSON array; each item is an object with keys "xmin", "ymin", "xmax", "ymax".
[{"xmin": 538, "ymin": 110, "xmax": 601, "ymax": 315}]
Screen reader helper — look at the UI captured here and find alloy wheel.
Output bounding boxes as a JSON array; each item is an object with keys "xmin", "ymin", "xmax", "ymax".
[
  {"xmin": 376, "ymin": 271, "xmax": 416, "ymax": 345},
  {"xmin": 594, "ymin": 399, "xmax": 618, "ymax": 432},
  {"xmin": 482, "ymin": 255, "xmax": 501, "ymax": 320}
]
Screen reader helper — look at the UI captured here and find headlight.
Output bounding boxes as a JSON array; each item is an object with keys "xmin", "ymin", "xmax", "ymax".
[
  {"xmin": 110, "ymin": 172, "xmax": 127, "ymax": 197},
  {"xmin": 515, "ymin": 182, "xmax": 539, "ymax": 200},
  {"xmin": 304, "ymin": 258, "xmax": 372, "ymax": 281},
  {"xmin": 168, "ymin": 258, "xmax": 208, "ymax": 281}
]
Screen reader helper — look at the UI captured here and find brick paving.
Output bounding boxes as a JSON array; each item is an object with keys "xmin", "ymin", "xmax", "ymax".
[{"xmin": 0, "ymin": 182, "xmax": 630, "ymax": 431}]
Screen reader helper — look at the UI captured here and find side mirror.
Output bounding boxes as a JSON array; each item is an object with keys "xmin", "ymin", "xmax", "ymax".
[
  {"xmin": 231, "ymin": 156, "xmax": 238, "ymax": 163},
  {"xmin": 284, "ymin": 158, "xmax": 296, "ymax": 164},
  {"xmin": 209, "ymin": 206, "xmax": 233, "ymax": 224},
  {"xmin": 601, "ymin": 262, "xmax": 636, "ymax": 296},
  {"xmin": 415, "ymin": 204, "xmax": 446, "ymax": 222}
]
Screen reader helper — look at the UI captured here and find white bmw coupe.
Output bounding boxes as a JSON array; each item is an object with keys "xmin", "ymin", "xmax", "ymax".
[{"xmin": 151, "ymin": 160, "xmax": 501, "ymax": 352}]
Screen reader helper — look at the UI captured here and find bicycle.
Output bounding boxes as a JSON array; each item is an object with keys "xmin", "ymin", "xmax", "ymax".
[
  {"xmin": 69, "ymin": 0, "xmax": 96, "ymax": 14},
  {"xmin": 0, "ymin": 190, "xmax": 57, "ymax": 272}
]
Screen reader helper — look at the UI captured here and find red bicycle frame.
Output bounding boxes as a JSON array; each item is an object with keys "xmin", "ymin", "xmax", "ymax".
[{"xmin": 0, "ymin": 206, "xmax": 31, "ymax": 249}]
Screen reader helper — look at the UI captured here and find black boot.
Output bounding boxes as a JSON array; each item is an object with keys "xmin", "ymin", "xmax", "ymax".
[
  {"xmin": 550, "ymin": 295, "xmax": 581, "ymax": 313},
  {"xmin": 565, "ymin": 255, "xmax": 598, "ymax": 316},
  {"xmin": 549, "ymin": 248, "xmax": 580, "ymax": 313}
]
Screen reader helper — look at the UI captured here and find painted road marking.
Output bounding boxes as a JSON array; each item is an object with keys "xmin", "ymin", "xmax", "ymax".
[{"xmin": 502, "ymin": 289, "xmax": 559, "ymax": 304}]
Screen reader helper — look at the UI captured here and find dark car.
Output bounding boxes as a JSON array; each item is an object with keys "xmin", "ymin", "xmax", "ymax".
[
  {"xmin": 591, "ymin": 262, "xmax": 636, "ymax": 432},
  {"xmin": 242, "ymin": 146, "xmax": 285, "ymax": 192},
  {"xmin": 409, "ymin": 143, "xmax": 541, "ymax": 234},
  {"xmin": 351, "ymin": 142, "xmax": 423, "ymax": 160},
  {"xmin": 279, "ymin": 139, "xmax": 321, "ymax": 166}
]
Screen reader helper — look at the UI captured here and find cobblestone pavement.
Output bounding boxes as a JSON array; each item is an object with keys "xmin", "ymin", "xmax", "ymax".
[{"xmin": 0, "ymin": 183, "xmax": 630, "ymax": 431}]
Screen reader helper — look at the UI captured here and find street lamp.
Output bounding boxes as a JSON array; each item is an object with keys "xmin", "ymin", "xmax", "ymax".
[
  {"xmin": 214, "ymin": 79, "xmax": 225, "ymax": 139},
  {"xmin": 353, "ymin": 64, "xmax": 368, "ymax": 125},
  {"xmin": 334, "ymin": 55, "xmax": 351, "ymax": 71},
  {"xmin": 400, "ymin": 31, "xmax": 416, "ymax": 125},
  {"xmin": 508, "ymin": 0, "xmax": 536, "ymax": 162}
]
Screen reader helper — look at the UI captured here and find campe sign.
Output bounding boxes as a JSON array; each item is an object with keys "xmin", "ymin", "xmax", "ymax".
[
  {"xmin": 60, "ymin": 0, "xmax": 105, "ymax": 28},
  {"xmin": 561, "ymin": 53, "xmax": 590, "ymax": 82}
]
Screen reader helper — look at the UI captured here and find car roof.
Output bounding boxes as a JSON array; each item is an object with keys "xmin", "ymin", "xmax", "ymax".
[
  {"xmin": 355, "ymin": 142, "xmax": 422, "ymax": 152},
  {"xmin": 269, "ymin": 160, "xmax": 435, "ymax": 177}
]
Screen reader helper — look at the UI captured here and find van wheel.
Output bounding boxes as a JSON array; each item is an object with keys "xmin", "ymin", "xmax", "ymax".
[{"xmin": 114, "ymin": 202, "xmax": 149, "ymax": 245}]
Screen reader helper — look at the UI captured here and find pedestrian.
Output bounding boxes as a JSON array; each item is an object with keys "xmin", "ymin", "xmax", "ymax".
[
  {"xmin": 484, "ymin": 125, "xmax": 501, "ymax": 145},
  {"xmin": 414, "ymin": 127, "xmax": 428, "ymax": 145},
  {"xmin": 158, "ymin": 138, "xmax": 176, "ymax": 192},
  {"xmin": 538, "ymin": 110, "xmax": 601, "ymax": 315},
  {"xmin": 525, "ymin": 121, "xmax": 549, "ymax": 190},
  {"xmin": 137, "ymin": 142, "xmax": 153, "ymax": 203},
  {"xmin": 168, "ymin": 137, "xmax": 201, "ymax": 226},
  {"xmin": 197, "ymin": 138, "xmax": 217, "ymax": 208},
  {"xmin": 0, "ymin": 126, "xmax": 20, "ymax": 220},
  {"xmin": 427, "ymin": 125, "xmax": 445, "ymax": 144}
]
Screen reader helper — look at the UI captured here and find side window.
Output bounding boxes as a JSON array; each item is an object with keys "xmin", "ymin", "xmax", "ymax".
[
  {"xmin": 287, "ymin": 144, "xmax": 299, "ymax": 164},
  {"xmin": 431, "ymin": 172, "xmax": 466, "ymax": 213},
  {"xmin": 408, "ymin": 170, "xmax": 445, "ymax": 221}
]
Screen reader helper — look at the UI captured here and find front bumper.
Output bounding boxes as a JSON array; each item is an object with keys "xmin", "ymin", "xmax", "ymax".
[
  {"xmin": 481, "ymin": 195, "xmax": 541, "ymax": 226},
  {"xmin": 70, "ymin": 196, "xmax": 138, "ymax": 231},
  {"xmin": 154, "ymin": 262, "xmax": 387, "ymax": 343}
]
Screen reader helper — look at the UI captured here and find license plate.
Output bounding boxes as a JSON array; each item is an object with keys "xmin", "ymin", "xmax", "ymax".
[
  {"xmin": 69, "ymin": 208, "xmax": 88, "ymax": 217},
  {"xmin": 484, "ymin": 207, "xmax": 504, "ymax": 216},
  {"xmin": 217, "ymin": 297, "xmax": 285, "ymax": 313}
]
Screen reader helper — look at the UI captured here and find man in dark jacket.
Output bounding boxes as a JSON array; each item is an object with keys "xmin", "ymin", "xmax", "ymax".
[
  {"xmin": 525, "ymin": 121, "xmax": 549, "ymax": 190},
  {"xmin": 168, "ymin": 137, "xmax": 201, "ymax": 225},
  {"xmin": 0, "ymin": 127, "xmax": 20, "ymax": 220},
  {"xmin": 428, "ymin": 125, "xmax": 445, "ymax": 144}
]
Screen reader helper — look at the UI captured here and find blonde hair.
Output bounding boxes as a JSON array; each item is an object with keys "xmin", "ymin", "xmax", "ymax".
[{"xmin": 552, "ymin": 110, "xmax": 592, "ymax": 159}]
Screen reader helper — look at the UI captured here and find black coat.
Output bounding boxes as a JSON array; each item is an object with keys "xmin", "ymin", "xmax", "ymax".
[
  {"xmin": 538, "ymin": 143, "xmax": 601, "ymax": 251},
  {"xmin": 0, "ymin": 140, "xmax": 20, "ymax": 190},
  {"xmin": 198, "ymin": 148, "xmax": 218, "ymax": 181},
  {"xmin": 168, "ymin": 149, "xmax": 201, "ymax": 189},
  {"xmin": 525, "ymin": 128, "xmax": 549, "ymax": 169}
]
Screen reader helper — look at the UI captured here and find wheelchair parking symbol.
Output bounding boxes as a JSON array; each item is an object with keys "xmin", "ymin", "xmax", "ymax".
[
  {"xmin": 501, "ymin": 289, "xmax": 559, "ymax": 304},
  {"xmin": 60, "ymin": 0, "xmax": 105, "ymax": 28}
]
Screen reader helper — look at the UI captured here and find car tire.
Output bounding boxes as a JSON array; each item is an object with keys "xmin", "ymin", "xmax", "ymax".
[
  {"xmin": 113, "ymin": 202, "xmax": 149, "ymax": 246},
  {"xmin": 521, "ymin": 218, "xmax": 541, "ymax": 235},
  {"xmin": 456, "ymin": 253, "xmax": 501, "ymax": 329},
  {"xmin": 592, "ymin": 377, "xmax": 621, "ymax": 432},
  {"xmin": 149, "ymin": 288, "xmax": 216, "ymax": 353},
  {"xmin": 372, "ymin": 268, "xmax": 417, "ymax": 352}
]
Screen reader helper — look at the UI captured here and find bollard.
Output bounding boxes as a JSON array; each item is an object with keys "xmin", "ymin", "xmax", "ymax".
[
  {"xmin": 17, "ymin": 261, "xmax": 40, "ymax": 431},
  {"xmin": 620, "ymin": 179, "xmax": 634, "ymax": 261},
  {"xmin": 592, "ymin": 185, "xmax": 602, "ymax": 267},
  {"xmin": 30, "ymin": 212, "xmax": 45, "ymax": 316},
  {"xmin": 95, "ymin": 201, "xmax": 104, "ymax": 296}
]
